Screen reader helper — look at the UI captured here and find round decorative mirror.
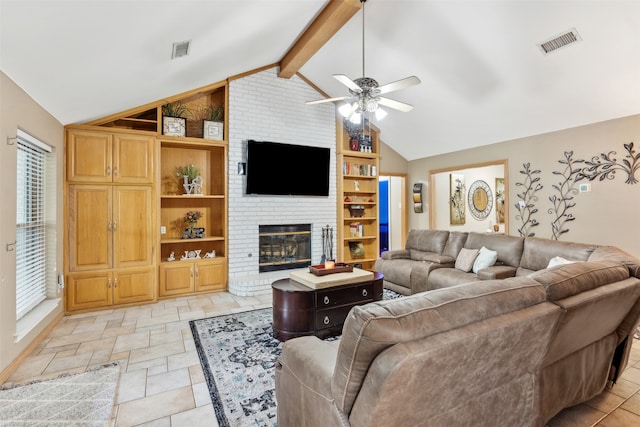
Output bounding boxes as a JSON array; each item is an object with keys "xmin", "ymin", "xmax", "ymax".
[{"xmin": 468, "ymin": 180, "xmax": 493, "ymax": 220}]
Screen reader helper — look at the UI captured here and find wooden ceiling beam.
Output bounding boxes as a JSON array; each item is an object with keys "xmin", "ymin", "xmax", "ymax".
[{"xmin": 278, "ymin": 0, "xmax": 362, "ymax": 79}]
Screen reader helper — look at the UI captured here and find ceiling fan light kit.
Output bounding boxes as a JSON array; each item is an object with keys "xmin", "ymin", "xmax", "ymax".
[{"xmin": 305, "ymin": 0, "xmax": 420, "ymax": 123}]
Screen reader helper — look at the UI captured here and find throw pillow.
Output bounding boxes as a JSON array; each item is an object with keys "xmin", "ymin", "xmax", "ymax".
[
  {"xmin": 547, "ymin": 256, "xmax": 576, "ymax": 268},
  {"xmin": 455, "ymin": 248, "xmax": 479, "ymax": 272},
  {"xmin": 472, "ymin": 246, "xmax": 498, "ymax": 273}
]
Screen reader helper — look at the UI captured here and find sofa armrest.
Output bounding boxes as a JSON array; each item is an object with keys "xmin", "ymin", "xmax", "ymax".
[
  {"xmin": 381, "ymin": 249, "xmax": 410, "ymax": 260},
  {"xmin": 276, "ymin": 337, "xmax": 347, "ymax": 427},
  {"xmin": 477, "ymin": 265, "xmax": 517, "ymax": 280}
]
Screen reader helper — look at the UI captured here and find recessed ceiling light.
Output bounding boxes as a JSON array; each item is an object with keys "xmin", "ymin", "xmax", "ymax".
[{"xmin": 171, "ymin": 40, "xmax": 191, "ymax": 59}]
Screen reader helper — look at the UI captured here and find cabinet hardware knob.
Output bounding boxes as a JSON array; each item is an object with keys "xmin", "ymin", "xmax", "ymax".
[
  {"xmin": 113, "ymin": 166, "xmax": 118, "ymax": 177},
  {"xmin": 323, "ymin": 316, "xmax": 330, "ymax": 325},
  {"xmin": 323, "ymin": 296, "xmax": 330, "ymax": 305},
  {"xmin": 106, "ymin": 165, "xmax": 111, "ymax": 176},
  {"xmin": 107, "ymin": 278, "xmax": 111, "ymax": 288},
  {"xmin": 112, "ymin": 222, "xmax": 117, "ymax": 231},
  {"xmin": 362, "ymin": 289, "xmax": 368, "ymax": 297},
  {"xmin": 190, "ymin": 269, "xmax": 194, "ymax": 277},
  {"xmin": 195, "ymin": 267, "xmax": 199, "ymax": 277},
  {"xmin": 114, "ymin": 278, "xmax": 118, "ymax": 288}
]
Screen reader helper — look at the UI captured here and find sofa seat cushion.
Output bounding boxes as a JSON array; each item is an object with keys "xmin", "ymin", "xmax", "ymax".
[
  {"xmin": 410, "ymin": 249, "xmax": 455, "ymax": 264},
  {"xmin": 427, "ymin": 268, "xmax": 480, "ymax": 290},
  {"xmin": 331, "ymin": 277, "xmax": 548, "ymax": 414},
  {"xmin": 477, "ymin": 265, "xmax": 518, "ymax": 280}
]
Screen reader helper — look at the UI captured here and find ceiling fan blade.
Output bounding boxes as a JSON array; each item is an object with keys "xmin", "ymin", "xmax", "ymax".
[
  {"xmin": 376, "ymin": 76, "xmax": 421, "ymax": 95},
  {"xmin": 305, "ymin": 96, "xmax": 350, "ymax": 105},
  {"xmin": 378, "ymin": 97, "xmax": 414, "ymax": 112},
  {"xmin": 333, "ymin": 74, "xmax": 362, "ymax": 93}
]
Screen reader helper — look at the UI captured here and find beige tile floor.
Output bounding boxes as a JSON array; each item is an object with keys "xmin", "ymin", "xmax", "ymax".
[{"xmin": 4, "ymin": 291, "xmax": 640, "ymax": 426}]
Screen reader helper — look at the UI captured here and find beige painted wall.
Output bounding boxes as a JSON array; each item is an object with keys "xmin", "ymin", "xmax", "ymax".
[
  {"xmin": 379, "ymin": 139, "xmax": 408, "ymax": 174},
  {"xmin": 408, "ymin": 114, "xmax": 640, "ymax": 256},
  {"xmin": 0, "ymin": 71, "xmax": 64, "ymax": 373}
]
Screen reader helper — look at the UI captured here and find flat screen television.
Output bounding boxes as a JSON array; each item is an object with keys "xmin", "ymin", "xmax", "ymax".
[{"xmin": 246, "ymin": 140, "xmax": 330, "ymax": 196}]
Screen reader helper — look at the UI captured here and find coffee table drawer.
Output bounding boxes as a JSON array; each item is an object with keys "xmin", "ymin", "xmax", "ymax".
[
  {"xmin": 316, "ymin": 305, "xmax": 357, "ymax": 330},
  {"xmin": 317, "ymin": 283, "xmax": 374, "ymax": 307}
]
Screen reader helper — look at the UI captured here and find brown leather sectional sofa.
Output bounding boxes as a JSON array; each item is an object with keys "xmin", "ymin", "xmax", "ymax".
[{"xmin": 275, "ymin": 230, "xmax": 640, "ymax": 426}]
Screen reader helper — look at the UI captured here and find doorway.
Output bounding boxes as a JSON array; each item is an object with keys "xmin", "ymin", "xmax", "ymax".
[{"xmin": 379, "ymin": 174, "xmax": 407, "ymax": 254}]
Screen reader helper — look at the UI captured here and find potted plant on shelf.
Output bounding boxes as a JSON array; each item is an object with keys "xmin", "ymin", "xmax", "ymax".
[
  {"xmin": 162, "ymin": 102, "xmax": 189, "ymax": 137},
  {"xmin": 202, "ymin": 103, "xmax": 224, "ymax": 140}
]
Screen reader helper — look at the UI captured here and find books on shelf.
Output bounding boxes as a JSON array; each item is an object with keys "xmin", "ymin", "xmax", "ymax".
[
  {"xmin": 343, "ymin": 161, "xmax": 377, "ymax": 177},
  {"xmin": 349, "ymin": 222, "xmax": 365, "ymax": 237}
]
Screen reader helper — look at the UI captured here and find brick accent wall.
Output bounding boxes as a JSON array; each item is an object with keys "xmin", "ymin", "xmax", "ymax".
[{"xmin": 228, "ymin": 67, "xmax": 336, "ymax": 296}]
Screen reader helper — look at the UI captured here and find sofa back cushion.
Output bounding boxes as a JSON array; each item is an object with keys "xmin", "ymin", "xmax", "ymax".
[
  {"xmin": 331, "ymin": 277, "xmax": 547, "ymax": 414},
  {"xmin": 589, "ymin": 245, "xmax": 640, "ymax": 278},
  {"xmin": 529, "ymin": 260, "xmax": 629, "ymax": 301},
  {"xmin": 405, "ymin": 229, "xmax": 449, "ymax": 254},
  {"xmin": 464, "ymin": 232, "xmax": 524, "ymax": 268},
  {"xmin": 442, "ymin": 231, "xmax": 468, "ymax": 259},
  {"xmin": 518, "ymin": 237, "xmax": 596, "ymax": 273}
]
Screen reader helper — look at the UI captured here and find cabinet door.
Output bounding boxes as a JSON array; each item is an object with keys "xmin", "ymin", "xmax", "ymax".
[
  {"xmin": 113, "ymin": 134, "xmax": 155, "ymax": 184},
  {"xmin": 68, "ymin": 185, "xmax": 112, "ymax": 272},
  {"xmin": 67, "ymin": 129, "xmax": 113, "ymax": 183},
  {"xmin": 113, "ymin": 186, "xmax": 153, "ymax": 268},
  {"xmin": 159, "ymin": 262, "xmax": 194, "ymax": 297},
  {"xmin": 195, "ymin": 259, "xmax": 226, "ymax": 292},
  {"xmin": 113, "ymin": 267, "xmax": 154, "ymax": 305},
  {"xmin": 66, "ymin": 271, "xmax": 113, "ymax": 311}
]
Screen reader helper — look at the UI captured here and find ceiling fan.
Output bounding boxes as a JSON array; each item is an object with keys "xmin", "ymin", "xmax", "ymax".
[{"xmin": 306, "ymin": 0, "xmax": 420, "ymax": 122}]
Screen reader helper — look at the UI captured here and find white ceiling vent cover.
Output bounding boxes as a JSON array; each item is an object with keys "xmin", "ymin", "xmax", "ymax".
[
  {"xmin": 538, "ymin": 28, "xmax": 582, "ymax": 55},
  {"xmin": 171, "ymin": 40, "xmax": 191, "ymax": 59}
]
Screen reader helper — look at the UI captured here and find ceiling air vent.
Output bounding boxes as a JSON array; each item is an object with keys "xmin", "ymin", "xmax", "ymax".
[
  {"xmin": 538, "ymin": 28, "xmax": 582, "ymax": 55},
  {"xmin": 171, "ymin": 40, "xmax": 191, "ymax": 59}
]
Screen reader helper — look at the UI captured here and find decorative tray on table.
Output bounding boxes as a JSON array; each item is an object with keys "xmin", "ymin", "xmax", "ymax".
[{"xmin": 309, "ymin": 263, "xmax": 354, "ymax": 276}]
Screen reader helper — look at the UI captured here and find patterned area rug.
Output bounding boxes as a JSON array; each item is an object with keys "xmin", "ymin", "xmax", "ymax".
[
  {"xmin": 0, "ymin": 363, "xmax": 119, "ymax": 426},
  {"xmin": 190, "ymin": 289, "xmax": 402, "ymax": 427}
]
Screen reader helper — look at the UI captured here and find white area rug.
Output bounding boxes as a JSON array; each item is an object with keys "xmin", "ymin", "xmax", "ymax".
[{"xmin": 0, "ymin": 363, "xmax": 119, "ymax": 426}]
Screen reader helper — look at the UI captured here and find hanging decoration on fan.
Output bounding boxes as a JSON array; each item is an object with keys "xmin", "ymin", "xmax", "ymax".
[{"xmin": 305, "ymin": 0, "xmax": 421, "ymax": 124}]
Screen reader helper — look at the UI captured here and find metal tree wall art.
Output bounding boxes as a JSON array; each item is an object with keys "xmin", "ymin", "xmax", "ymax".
[
  {"xmin": 514, "ymin": 163, "xmax": 543, "ymax": 237},
  {"xmin": 548, "ymin": 151, "xmax": 584, "ymax": 240},
  {"xmin": 576, "ymin": 142, "xmax": 639, "ymax": 185}
]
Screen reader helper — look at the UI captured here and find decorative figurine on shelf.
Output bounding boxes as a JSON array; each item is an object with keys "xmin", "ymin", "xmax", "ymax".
[
  {"xmin": 182, "ymin": 175, "xmax": 204, "ymax": 195},
  {"xmin": 176, "ymin": 164, "xmax": 201, "ymax": 195},
  {"xmin": 204, "ymin": 250, "xmax": 216, "ymax": 259},
  {"xmin": 354, "ymin": 180, "xmax": 360, "ymax": 191},
  {"xmin": 180, "ymin": 250, "xmax": 202, "ymax": 261},
  {"xmin": 167, "ymin": 251, "xmax": 175, "ymax": 262}
]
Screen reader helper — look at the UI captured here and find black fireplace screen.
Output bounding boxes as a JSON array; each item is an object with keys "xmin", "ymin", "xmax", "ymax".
[{"xmin": 259, "ymin": 224, "xmax": 312, "ymax": 272}]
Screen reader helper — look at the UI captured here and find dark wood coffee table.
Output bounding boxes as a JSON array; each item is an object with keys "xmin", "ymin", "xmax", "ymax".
[{"xmin": 271, "ymin": 272, "xmax": 383, "ymax": 341}]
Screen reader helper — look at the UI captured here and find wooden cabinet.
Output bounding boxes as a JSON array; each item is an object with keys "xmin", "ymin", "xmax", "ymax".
[
  {"xmin": 67, "ymin": 128, "xmax": 154, "ymax": 184},
  {"xmin": 336, "ymin": 120, "xmax": 380, "ymax": 271},
  {"xmin": 66, "ymin": 267, "xmax": 154, "ymax": 312},
  {"xmin": 68, "ymin": 185, "xmax": 153, "ymax": 272},
  {"xmin": 65, "ymin": 126, "xmax": 156, "ymax": 313},
  {"xmin": 159, "ymin": 258, "xmax": 226, "ymax": 297}
]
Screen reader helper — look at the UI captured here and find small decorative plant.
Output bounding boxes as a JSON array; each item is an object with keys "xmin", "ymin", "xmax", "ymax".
[
  {"xmin": 162, "ymin": 101, "xmax": 189, "ymax": 118},
  {"xmin": 183, "ymin": 210, "xmax": 203, "ymax": 225},
  {"xmin": 191, "ymin": 103, "xmax": 224, "ymax": 122},
  {"xmin": 176, "ymin": 164, "xmax": 200, "ymax": 181}
]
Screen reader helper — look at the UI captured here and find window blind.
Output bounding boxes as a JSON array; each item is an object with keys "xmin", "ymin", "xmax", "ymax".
[{"xmin": 16, "ymin": 130, "xmax": 52, "ymax": 320}]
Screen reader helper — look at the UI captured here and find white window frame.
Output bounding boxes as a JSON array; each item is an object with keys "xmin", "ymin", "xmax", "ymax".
[{"xmin": 15, "ymin": 129, "xmax": 54, "ymax": 321}]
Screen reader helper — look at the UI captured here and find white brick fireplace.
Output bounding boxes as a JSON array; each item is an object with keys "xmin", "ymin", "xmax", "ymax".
[{"xmin": 227, "ymin": 67, "xmax": 336, "ymax": 296}]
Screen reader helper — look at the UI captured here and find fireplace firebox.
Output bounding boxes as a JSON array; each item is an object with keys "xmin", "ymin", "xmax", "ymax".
[{"xmin": 259, "ymin": 224, "xmax": 311, "ymax": 272}]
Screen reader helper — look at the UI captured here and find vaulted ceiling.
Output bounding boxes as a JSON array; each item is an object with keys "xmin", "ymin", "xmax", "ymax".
[{"xmin": 1, "ymin": 0, "xmax": 639, "ymax": 161}]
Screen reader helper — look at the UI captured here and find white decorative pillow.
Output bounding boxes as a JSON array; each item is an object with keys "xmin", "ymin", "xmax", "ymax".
[
  {"xmin": 472, "ymin": 246, "xmax": 498, "ymax": 273},
  {"xmin": 455, "ymin": 248, "xmax": 479, "ymax": 272},
  {"xmin": 547, "ymin": 256, "xmax": 576, "ymax": 268}
]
